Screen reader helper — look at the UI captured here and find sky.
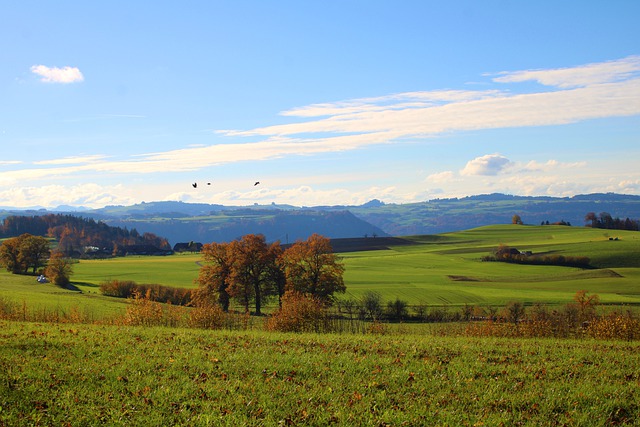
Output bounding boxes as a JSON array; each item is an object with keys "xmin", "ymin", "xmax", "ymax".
[{"xmin": 1, "ymin": 1, "xmax": 639, "ymax": 209}]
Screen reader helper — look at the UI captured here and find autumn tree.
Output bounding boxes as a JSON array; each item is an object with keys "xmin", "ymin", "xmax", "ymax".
[
  {"xmin": 280, "ymin": 233, "xmax": 345, "ymax": 304},
  {"xmin": 573, "ymin": 290, "xmax": 600, "ymax": 322},
  {"xmin": 44, "ymin": 251, "xmax": 74, "ymax": 286},
  {"xmin": 193, "ymin": 241, "xmax": 233, "ymax": 311},
  {"xmin": 226, "ymin": 234, "xmax": 282, "ymax": 315},
  {"xmin": 512, "ymin": 214, "xmax": 523, "ymax": 225},
  {"xmin": 0, "ymin": 233, "xmax": 50, "ymax": 274},
  {"xmin": 20, "ymin": 234, "xmax": 52, "ymax": 274},
  {"xmin": 0, "ymin": 236, "xmax": 24, "ymax": 273}
]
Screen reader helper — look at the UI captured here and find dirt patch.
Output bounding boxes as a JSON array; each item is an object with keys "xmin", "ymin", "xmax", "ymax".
[{"xmin": 448, "ymin": 275, "xmax": 485, "ymax": 282}]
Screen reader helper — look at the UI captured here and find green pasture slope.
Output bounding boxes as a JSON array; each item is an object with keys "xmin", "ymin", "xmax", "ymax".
[
  {"xmin": 1, "ymin": 225, "xmax": 639, "ymax": 316},
  {"xmin": 340, "ymin": 225, "xmax": 640, "ymax": 308}
]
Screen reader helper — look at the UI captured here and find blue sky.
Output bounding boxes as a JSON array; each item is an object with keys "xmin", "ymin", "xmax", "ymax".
[{"xmin": 1, "ymin": 1, "xmax": 639, "ymax": 209}]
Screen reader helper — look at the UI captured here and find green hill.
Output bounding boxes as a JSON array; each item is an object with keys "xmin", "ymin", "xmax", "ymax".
[{"xmin": 1, "ymin": 225, "xmax": 639, "ymax": 318}]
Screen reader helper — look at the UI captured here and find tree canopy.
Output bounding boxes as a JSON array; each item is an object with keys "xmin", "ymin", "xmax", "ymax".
[{"xmin": 195, "ymin": 233, "xmax": 345, "ymax": 314}]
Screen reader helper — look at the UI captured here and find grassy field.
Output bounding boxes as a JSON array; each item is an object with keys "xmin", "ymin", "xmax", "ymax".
[
  {"xmin": 340, "ymin": 225, "xmax": 640, "ymax": 308},
  {"xmin": 1, "ymin": 225, "xmax": 639, "ymax": 318},
  {"xmin": 1, "ymin": 320, "xmax": 639, "ymax": 426}
]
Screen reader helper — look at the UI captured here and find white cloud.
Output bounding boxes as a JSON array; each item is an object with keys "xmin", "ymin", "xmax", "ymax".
[
  {"xmin": 426, "ymin": 171, "xmax": 455, "ymax": 183},
  {"xmin": 34, "ymin": 155, "xmax": 108, "ymax": 165},
  {"xmin": 5, "ymin": 56, "xmax": 640, "ymax": 196},
  {"xmin": 460, "ymin": 154, "xmax": 513, "ymax": 176},
  {"xmin": 519, "ymin": 159, "xmax": 586, "ymax": 173},
  {"xmin": 491, "ymin": 55, "xmax": 640, "ymax": 88},
  {"xmin": 0, "ymin": 183, "xmax": 134, "ymax": 209},
  {"xmin": 31, "ymin": 65, "xmax": 84, "ymax": 83},
  {"xmin": 219, "ymin": 66, "xmax": 640, "ymax": 142}
]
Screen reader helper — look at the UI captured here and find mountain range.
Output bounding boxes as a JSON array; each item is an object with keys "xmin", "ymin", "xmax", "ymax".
[{"xmin": 1, "ymin": 193, "xmax": 639, "ymax": 245}]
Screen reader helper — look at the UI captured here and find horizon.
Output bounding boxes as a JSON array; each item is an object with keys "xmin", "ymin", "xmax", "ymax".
[
  {"xmin": 2, "ymin": 2, "xmax": 639, "ymax": 209},
  {"xmin": 2, "ymin": 191, "xmax": 638, "ymax": 213}
]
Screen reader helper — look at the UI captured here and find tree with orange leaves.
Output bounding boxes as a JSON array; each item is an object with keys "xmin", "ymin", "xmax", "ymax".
[
  {"xmin": 226, "ymin": 234, "xmax": 282, "ymax": 315},
  {"xmin": 280, "ymin": 233, "xmax": 345, "ymax": 305},
  {"xmin": 194, "ymin": 241, "xmax": 233, "ymax": 311}
]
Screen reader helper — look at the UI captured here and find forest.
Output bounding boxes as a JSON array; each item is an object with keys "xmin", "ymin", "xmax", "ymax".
[{"xmin": 0, "ymin": 214, "xmax": 170, "ymax": 257}]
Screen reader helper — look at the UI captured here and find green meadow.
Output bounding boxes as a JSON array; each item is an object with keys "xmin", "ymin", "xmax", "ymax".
[
  {"xmin": 2, "ymin": 321, "xmax": 639, "ymax": 426},
  {"xmin": 1, "ymin": 225, "xmax": 639, "ymax": 318},
  {"xmin": 2, "ymin": 225, "xmax": 640, "ymax": 425}
]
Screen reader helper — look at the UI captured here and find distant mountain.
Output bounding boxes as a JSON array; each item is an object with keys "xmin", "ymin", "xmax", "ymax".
[
  {"xmin": 1, "ymin": 193, "xmax": 639, "ymax": 245},
  {"xmin": 340, "ymin": 192, "xmax": 640, "ymax": 235}
]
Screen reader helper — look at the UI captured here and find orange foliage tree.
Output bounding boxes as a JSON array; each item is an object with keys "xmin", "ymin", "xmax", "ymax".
[
  {"xmin": 279, "ymin": 233, "xmax": 345, "ymax": 305},
  {"xmin": 227, "ymin": 234, "xmax": 282, "ymax": 315},
  {"xmin": 194, "ymin": 242, "xmax": 234, "ymax": 311}
]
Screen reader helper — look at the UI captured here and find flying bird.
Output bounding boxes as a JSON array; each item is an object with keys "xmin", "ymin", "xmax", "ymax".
[
  {"xmin": 192, "ymin": 183, "xmax": 197, "ymax": 188},
  {"xmin": 254, "ymin": 181, "xmax": 260, "ymax": 186}
]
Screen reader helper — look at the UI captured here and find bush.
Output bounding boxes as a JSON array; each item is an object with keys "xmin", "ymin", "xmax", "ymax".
[
  {"xmin": 586, "ymin": 312, "xmax": 640, "ymax": 341},
  {"xmin": 100, "ymin": 280, "xmax": 137, "ymax": 298},
  {"xmin": 119, "ymin": 290, "xmax": 165, "ymax": 327},
  {"xmin": 100, "ymin": 280, "xmax": 192, "ymax": 305},
  {"xmin": 266, "ymin": 291, "xmax": 328, "ymax": 333},
  {"xmin": 188, "ymin": 303, "xmax": 227, "ymax": 330}
]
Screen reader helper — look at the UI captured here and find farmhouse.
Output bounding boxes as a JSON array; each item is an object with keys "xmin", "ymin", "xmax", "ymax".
[{"xmin": 173, "ymin": 242, "xmax": 203, "ymax": 253}]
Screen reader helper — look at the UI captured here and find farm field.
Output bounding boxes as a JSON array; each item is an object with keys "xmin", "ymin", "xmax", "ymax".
[
  {"xmin": 1, "ymin": 225, "xmax": 639, "ymax": 318},
  {"xmin": 1, "ymin": 320, "xmax": 639, "ymax": 426}
]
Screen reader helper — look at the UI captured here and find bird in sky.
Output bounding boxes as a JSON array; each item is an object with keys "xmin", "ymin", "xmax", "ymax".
[
  {"xmin": 254, "ymin": 181, "xmax": 260, "ymax": 186},
  {"xmin": 192, "ymin": 183, "xmax": 197, "ymax": 188}
]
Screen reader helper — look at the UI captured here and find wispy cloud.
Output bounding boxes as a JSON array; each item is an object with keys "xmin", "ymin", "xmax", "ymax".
[
  {"xmin": 5, "ymin": 56, "xmax": 640, "ymax": 186},
  {"xmin": 426, "ymin": 171, "xmax": 456, "ymax": 183},
  {"xmin": 31, "ymin": 65, "xmax": 84, "ymax": 83},
  {"xmin": 491, "ymin": 55, "xmax": 640, "ymax": 88},
  {"xmin": 219, "ymin": 56, "xmax": 640, "ymax": 142},
  {"xmin": 34, "ymin": 155, "xmax": 108, "ymax": 165}
]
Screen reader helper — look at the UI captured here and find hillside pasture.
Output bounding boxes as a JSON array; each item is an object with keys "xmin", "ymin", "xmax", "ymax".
[
  {"xmin": 340, "ymin": 225, "xmax": 640, "ymax": 308},
  {"xmin": 2, "ymin": 225, "xmax": 639, "ymax": 318}
]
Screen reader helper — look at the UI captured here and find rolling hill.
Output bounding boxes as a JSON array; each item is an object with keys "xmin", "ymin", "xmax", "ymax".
[{"xmin": 1, "ymin": 193, "xmax": 638, "ymax": 245}]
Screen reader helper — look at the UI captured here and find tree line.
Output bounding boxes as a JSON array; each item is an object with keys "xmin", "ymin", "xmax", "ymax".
[
  {"xmin": 481, "ymin": 244, "xmax": 591, "ymax": 268},
  {"xmin": 0, "ymin": 214, "xmax": 170, "ymax": 257},
  {"xmin": 585, "ymin": 212, "xmax": 639, "ymax": 231}
]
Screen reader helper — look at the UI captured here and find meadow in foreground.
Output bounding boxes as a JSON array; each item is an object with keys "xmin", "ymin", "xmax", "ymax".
[{"xmin": 1, "ymin": 320, "xmax": 639, "ymax": 426}]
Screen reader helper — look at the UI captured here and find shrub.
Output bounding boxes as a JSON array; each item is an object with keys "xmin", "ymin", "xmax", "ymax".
[
  {"xmin": 100, "ymin": 280, "xmax": 192, "ymax": 306},
  {"xmin": 586, "ymin": 312, "xmax": 640, "ymax": 341},
  {"xmin": 266, "ymin": 291, "xmax": 328, "ymax": 333},
  {"xmin": 385, "ymin": 297, "xmax": 409, "ymax": 322},
  {"xmin": 119, "ymin": 290, "xmax": 165, "ymax": 327},
  {"xmin": 100, "ymin": 279, "xmax": 137, "ymax": 298},
  {"xmin": 188, "ymin": 303, "xmax": 227, "ymax": 330}
]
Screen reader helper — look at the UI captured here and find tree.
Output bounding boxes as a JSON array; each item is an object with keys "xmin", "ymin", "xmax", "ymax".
[
  {"xmin": 512, "ymin": 214, "xmax": 523, "ymax": 225},
  {"xmin": 0, "ymin": 234, "xmax": 50, "ymax": 274},
  {"xmin": 20, "ymin": 234, "xmax": 51, "ymax": 274},
  {"xmin": 385, "ymin": 297, "xmax": 408, "ymax": 322},
  {"xmin": 361, "ymin": 291, "xmax": 383, "ymax": 321},
  {"xmin": 573, "ymin": 290, "xmax": 599, "ymax": 322},
  {"xmin": 226, "ymin": 234, "xmax": 282, "ymax": 315},
  {"xmin": 585, "ymin": 212, "xmax": 597, "ymax": 228},
  {"xmin": 44, "ymin": 251, "xmax": 73, "ymax": 286},
  {"xmin": 194, "ymin": 241, "xmax": 233, "ymax": 311},
  {"xmin": 0, "ymin": 235, "xmax": 24, "ymax": 273},
  {"xmin": 280, "ymin": 233, "xmax": 345, "ymax": 304},
  {"xmin": 504, "ymin": 301, "xmax": 525, "ymax": 324}
]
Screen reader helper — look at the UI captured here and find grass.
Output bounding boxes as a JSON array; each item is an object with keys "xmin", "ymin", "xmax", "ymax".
[
  {"xmin": 340, "ymin": 225, "xmax": 640, "ymax": 308},
  {"xmin": 2, "ymin": 225, "xmax": 639, "ymax": 318},
  {"xmin": 1, "ymin": 320, "xmax": 639, "ymax": 426}
]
